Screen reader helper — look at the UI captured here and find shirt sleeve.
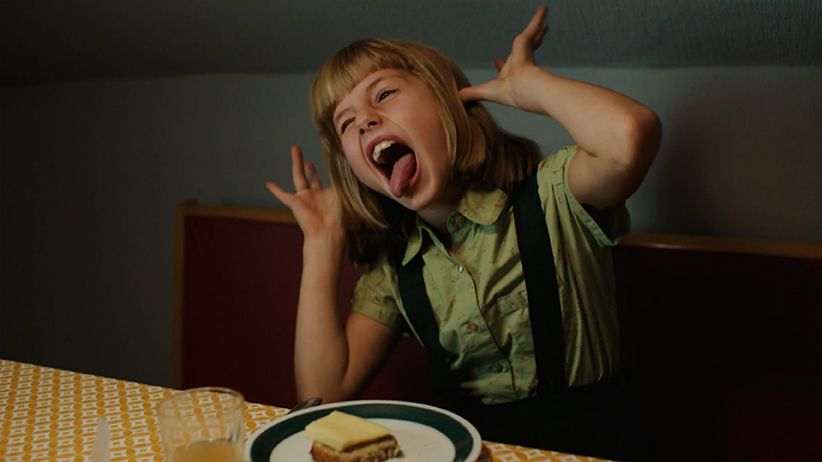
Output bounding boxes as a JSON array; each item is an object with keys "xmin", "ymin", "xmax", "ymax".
[
  {"xmin": 539, "ymin": 145, "xmax": 631, "ymax": 246},
  {"xmin": 350, "ymin": 261, "xmax": 406, "ymax": 330}
]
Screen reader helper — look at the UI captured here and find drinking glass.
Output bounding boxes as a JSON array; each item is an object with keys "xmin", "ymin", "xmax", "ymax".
[{"xmin": 157, "ymin": 387, "xmax": 245, "ymax": 462}]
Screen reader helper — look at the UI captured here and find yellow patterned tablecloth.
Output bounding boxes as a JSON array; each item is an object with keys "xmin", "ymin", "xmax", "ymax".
[{"xmin": 0, "ymin": 359, "xmax": 606, "ymax": 462}]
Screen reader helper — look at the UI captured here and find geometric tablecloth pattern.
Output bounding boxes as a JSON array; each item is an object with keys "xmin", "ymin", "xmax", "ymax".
[{"xmin": 1, "ymin": 359, "xmax": 605, "ymax": 462}]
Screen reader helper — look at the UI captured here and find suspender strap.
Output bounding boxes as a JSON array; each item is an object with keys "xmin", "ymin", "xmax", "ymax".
[
  {"xmin": 394, "ymin": 251, "xmax": 466, "ymax": 401},
  {"xmin": 512, "ymin": 173, "xmax": 567, "ymax": 393},
  {"xmin": 395, "ymin": 171, "xmax": 567, "ymax": 401}
]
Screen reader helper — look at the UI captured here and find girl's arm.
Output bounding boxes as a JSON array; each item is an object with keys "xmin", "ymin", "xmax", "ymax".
[
  {"xmin": 267, "ymin": 146, "xmax": 398, "ymax": 401},
  {"xmin": 460, "ymin": 5, "xmax": 661, "ymax": 209}
]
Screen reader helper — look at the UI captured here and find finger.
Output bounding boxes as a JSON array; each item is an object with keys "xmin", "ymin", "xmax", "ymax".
[
  {"xmin": 459, "ymin": 85, "xmax": 482, "ymax": 103},
  {"xmin": 511, "ymin": 5, "xmax": 547, "ymax": 58},
  {"xmin": 265, "ymin": 181, "xmax": 294, "ymax": 207},
  {"xmin": 533, "ymin": 24, "xmax": 548, "ymax": 49},
  {"xmin": 290, "ymin": 145, "xmax": 308, "ymax": 191},
  {"xmin": 305, "ymin": 161, "xmax": 322, "ymax": 188},
  {"xmin": 459, "ymin": 81, "xmax": 495, "ymax": 103},
  {"xmin": 523, "ymin": 5, "xmax": 547, "ymax": 39},
  {"xmin": 303, "ymin": 161, "xmax": 314, "ymax": 186}
]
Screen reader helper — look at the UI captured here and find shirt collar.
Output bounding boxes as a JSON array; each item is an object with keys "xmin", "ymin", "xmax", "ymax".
[
  {"xmin": 456, "ymin": 187, "xmax": 509, "ymax": 226},
  {"xmin": 400, "ymin": 188, "xmax": 509, "ymax": 265}
]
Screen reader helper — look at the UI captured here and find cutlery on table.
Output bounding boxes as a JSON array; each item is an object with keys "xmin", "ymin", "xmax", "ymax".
[{"xmin": 288, "ymin": 397, "xmax": 323, "ymax": 414}]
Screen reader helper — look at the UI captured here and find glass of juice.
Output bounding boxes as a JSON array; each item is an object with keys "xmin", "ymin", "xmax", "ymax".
[{"xmin": 157, "ymin": 387, "xmax": 245, "ymax": 462}]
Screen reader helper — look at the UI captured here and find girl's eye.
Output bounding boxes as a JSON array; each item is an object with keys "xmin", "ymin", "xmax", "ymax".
[
  {"xmin": 339, "ymin": 119, "xmax": 352, "ymax": 134},
  {"xmin": 377, "ymin": 89, "xmax": 395, "ymax": 102}
]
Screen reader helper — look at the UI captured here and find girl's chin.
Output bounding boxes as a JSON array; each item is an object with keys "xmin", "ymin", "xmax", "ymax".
[
  {"xmin": 383, "ymin": 175, "xmax": 453, "ymax": 213},
  {"xmin": 403, "ymin": 186, "xmax": 455, "ymax": 215},
  {"xmin": 392, "ymin": 189, "xmax": 430, "ymax": 212}
]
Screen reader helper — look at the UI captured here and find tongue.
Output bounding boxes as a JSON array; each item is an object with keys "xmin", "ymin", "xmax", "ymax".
[{"xmin": 389, "ymin": 153, "xmax": 417, "ymax": 197}]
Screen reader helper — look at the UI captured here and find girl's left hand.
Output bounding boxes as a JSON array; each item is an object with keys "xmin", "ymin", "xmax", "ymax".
[{"xmin": 458, "ymin": 5, "xmax": 549, "ymax": 113}]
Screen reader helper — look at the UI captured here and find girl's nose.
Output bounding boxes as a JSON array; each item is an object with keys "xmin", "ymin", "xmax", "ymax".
[{"xmin": 358, "ymin": 114, "xmax": 380, "ymax": 134}]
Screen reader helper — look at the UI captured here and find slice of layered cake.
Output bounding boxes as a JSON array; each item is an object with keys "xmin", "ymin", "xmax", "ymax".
[{"xmin": 305, "ymin": 411, "xmax": 403, "ymax": 462}]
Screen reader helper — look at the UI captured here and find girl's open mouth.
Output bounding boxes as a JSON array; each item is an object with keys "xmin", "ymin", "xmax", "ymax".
[{"xmin": 371, "ymin": 140, "xmax": 418, "ymax": 197}]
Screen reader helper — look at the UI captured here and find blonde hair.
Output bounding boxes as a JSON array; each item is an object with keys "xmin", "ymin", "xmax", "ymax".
[{"xmin": 311, "ymin": 39, "xmax": 541, "ymax": 267}]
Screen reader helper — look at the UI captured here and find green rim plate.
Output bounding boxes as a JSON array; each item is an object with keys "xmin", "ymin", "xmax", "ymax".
[{"xmin": 246, "ymin": 400, "xmax": 481, "ymax": 462}]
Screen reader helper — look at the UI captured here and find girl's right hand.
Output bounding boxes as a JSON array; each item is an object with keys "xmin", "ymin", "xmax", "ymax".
[{"xmin": 266, "ymin": 145, "xmax": 344, "ymax": 244}]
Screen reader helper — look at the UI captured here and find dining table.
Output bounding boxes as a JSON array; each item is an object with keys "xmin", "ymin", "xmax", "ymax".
[{"xmin": 0, "ymin": 358, "xmax": 610, "ymax": 461}]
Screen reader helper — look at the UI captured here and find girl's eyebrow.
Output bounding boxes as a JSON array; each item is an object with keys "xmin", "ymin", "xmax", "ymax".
[{"xmin": 333, "ymin": 71, "xmax": 406, "ymax": 127}]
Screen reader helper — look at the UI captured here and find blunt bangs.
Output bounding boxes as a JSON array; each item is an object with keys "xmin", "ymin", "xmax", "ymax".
[{"xmin": 311, "ymin": 40, "xmax": 418, "ymax": 147}]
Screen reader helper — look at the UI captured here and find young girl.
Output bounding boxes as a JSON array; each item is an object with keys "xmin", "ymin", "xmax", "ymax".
[{"xmin": 267, "ymin": 5, "xmax": 660, "ymax": 458}]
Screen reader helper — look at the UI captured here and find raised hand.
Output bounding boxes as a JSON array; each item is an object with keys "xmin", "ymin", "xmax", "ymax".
[
  {"xmin": 458, "ymin": 5, "xmax": 549, "ymax": 113},
  {"xmin": 266, "ymin": 145, "xmax": 344, "ymax": 244}
]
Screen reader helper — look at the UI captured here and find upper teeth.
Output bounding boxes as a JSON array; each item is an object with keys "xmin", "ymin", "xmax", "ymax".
[{"xmin": 372, "ymin": 140, "xmax": 395, "ymax": 164}]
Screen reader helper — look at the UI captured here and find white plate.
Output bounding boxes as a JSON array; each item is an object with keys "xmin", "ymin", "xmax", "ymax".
[{"xmin": 246, "ymin": 400, "xmax": 482, "ymax": 462}]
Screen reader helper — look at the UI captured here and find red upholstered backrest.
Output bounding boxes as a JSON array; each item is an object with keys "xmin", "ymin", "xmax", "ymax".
[
  {"xmin": 174, "ymin": 203, "xmax": 437, "ymax": 408},
  {"xmin": 175, "ymin": 204, "xmax": 822, "ymax": 460},
  {"xmin": 613, "ymin": 234, "xmax": 822, "ymax": 461}
]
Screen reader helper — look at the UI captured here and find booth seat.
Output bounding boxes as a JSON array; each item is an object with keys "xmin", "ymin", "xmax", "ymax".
[{"xmin": 174, "ymin": 201, "xmax": 822, "ymax": 461}]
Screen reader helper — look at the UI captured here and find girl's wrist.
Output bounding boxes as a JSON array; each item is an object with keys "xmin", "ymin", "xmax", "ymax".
[
  {"xmin": 302, "ymin": 231, "xmax": 346, "ymax": 260},
  {"xmin": 510, "ymin": 66, "xmax": 557, "ymax": 115}
]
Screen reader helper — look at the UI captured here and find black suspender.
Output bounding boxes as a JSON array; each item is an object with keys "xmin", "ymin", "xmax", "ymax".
[
  {"xmin": 394, "ymin": 252, "xmax": 467, "ymax": 401},
  {"xmin": 394, "ymin": 172, "xmax": 567, "ymax": 403},
  {"xmin": 513, "ymin": 171, "xmax": 567, "ymax": 394}
]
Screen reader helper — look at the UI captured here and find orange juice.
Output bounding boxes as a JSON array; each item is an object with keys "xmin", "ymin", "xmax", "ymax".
[{"xmin": 171, "ymin": 440, "xmax": 241, "ymax": 462}]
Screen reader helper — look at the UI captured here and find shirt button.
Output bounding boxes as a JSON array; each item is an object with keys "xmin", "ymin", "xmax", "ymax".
[{"xmin": 458, "ymin": 265, "xmax": 464, "ymax": 273}]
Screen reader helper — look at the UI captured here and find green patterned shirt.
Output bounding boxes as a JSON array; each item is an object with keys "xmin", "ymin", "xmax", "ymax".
[{"xmin": 351, "ymin": 146, "xmax": 630, "ymax": 404}]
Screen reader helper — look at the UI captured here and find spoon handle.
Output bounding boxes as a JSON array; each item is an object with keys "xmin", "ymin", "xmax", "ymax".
[{"xmin": 288, "ymin": 396, "xmax": 323, "ymax": 414}]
